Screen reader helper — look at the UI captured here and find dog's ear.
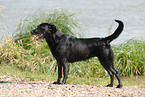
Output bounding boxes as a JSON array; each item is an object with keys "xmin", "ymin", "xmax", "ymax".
[
  {"xmin": 49, "ymin": 23, "xmax": 59, "ymax": 43},
  {"xmin": 50, "ymin": 23, "xmax": 57, "ymax": 33}
]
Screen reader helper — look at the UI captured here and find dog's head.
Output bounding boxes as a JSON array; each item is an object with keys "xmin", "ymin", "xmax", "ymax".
[{"xmin": 31, "ymin": 23, "xmax": 56, "ymax": 40}]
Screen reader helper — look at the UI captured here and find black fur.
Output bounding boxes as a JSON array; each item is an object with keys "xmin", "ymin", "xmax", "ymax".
[{"xmin": 31, "ymin": 20, "xmax": 124, "ymax": 88}]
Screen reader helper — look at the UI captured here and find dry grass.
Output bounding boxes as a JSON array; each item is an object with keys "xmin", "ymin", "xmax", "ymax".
[{"xmin": 0, "ymin": 9, "xmax": 145, "ymax": 79}]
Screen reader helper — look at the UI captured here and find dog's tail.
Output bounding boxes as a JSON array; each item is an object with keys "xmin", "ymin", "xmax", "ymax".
[{"xmin": 105, "ymin": 20, "xmax": 124, "ymax": 43}]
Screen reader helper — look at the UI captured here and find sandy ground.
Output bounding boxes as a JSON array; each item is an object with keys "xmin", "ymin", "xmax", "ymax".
[{"xmin": 0, "ymin": 76, "xmax": 145, "ymax": 97}]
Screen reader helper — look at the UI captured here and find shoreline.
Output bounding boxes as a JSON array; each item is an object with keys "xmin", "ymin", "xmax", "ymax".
[{"xmin": 0, "ymin": 75, "xmax": 145, "ymax": 97}]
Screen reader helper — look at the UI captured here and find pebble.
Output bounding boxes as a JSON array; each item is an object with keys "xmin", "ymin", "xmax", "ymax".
[{"xmin": 0, "ymin": 76, "xmax": 145, "ymax": 97}]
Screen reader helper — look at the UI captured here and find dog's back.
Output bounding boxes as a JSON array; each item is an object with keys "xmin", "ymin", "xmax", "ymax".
[{"xmin": 54, "ymin": 20, "xmax": 124, "ymax": 62}]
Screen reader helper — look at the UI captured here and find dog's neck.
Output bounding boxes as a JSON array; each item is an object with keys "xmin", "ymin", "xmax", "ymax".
[{"xmin": 45, "ymin": 30, "xmax": 64, "ymax": 51}]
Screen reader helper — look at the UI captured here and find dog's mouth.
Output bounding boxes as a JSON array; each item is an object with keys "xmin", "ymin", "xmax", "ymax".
[{"xmin": 33, "ymin": 33, "xmax": 44, "ymax": 41}]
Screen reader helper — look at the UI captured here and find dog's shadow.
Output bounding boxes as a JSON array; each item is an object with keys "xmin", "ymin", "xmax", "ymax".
[
  {"xmin": 0, "ymin": 81, "xmax": 42, "ymax": 85},
  {"xmin": 0, "ymin": 81, "xmax": 9, "ymax": 83}
]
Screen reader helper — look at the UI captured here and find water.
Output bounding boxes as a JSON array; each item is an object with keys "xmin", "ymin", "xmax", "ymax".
[
  {"xmin": 122, "ymin": 76, "xmax": 145, "ymax": 84},
  {"xmin": 1, "ymin": 0, "xmax": 145, "ymax": 44}
]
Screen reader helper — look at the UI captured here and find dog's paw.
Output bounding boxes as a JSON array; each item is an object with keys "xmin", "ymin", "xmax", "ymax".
[
  {"xmin": 53, "ymin": 81, "xmax": 61, "ymax": 84},
  {"xmin": 60, "ymin": 82, "xmax": 65, "ymax": 85},
  {"xmin": 53, "ymin": 81, "xmax": 65, "ymax": 85},
  {"xmin": 116, "ymin": 84, "xmax": 123, "ymax": 88},
  {"xmin": 106, "ymin": 84, "xmax": 113, "ymax": 87}
]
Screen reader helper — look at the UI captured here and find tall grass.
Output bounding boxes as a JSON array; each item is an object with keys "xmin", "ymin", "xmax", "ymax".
[
  {"xmin": 0, "ymin": 9, "xmax": 145, "ymax": 78},
  {"xmin": 1, "ymin": 9, "xmax": 84, "ymax": 74},
  {"xmin": 15, "ymin": 9, "xmax": 83, "ymax": 37},
  {"xmin": 113, "ymin": 39, "xmax": 145, "ymax": 76}
]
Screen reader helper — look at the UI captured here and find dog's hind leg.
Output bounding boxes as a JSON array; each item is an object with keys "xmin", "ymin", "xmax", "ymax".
[
  {"xmin": 98, "ymin": 47, "xmax": 122, "ymax": 88},
  {"xmin": 98, "ymin": 56, "xmax": 122, "ymax": 88},
  {"xmin": 108, "ymin": 65, "xmax": 123, "ymax": 88},
  {"xmin": 98, "ymin": 59, "xmax": 114, "ymax": 87},
  {"xmin": 111, "ymin": 66, "xmax": 123, "ymax": 88}
]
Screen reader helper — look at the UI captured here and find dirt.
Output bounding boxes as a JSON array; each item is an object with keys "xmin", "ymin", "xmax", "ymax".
[{"xmin": 0, "ymin": 76, "xmax": 145, "ymax": 97}]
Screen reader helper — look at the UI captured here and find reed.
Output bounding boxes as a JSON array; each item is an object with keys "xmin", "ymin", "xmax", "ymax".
[
  {"xmin": 0, "ymin": 9, "xmax": 144, "ymax": 78},
  {"xmin": 113, "ymin": 39, "xmax": 145, "ymax": 76}
]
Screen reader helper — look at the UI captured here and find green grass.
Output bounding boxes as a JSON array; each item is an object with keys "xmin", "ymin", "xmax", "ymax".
[
  {"xmin": 15, "ymin": 9, "xmax": 83, "ymax": 37},
  {"xmin": 0, "ymin": 9, "xmax": 145, "ymax": 85},
  {"xmin": 0, "ymin": 64, "xmax": 56, "ymax": 82},
  {"xmin": 0, "ymin": 64, "xmax": 144, "ymax": 86},
  {"xmin": 113, "ymin": 39, "xmax": 145, "ymax": 76}
]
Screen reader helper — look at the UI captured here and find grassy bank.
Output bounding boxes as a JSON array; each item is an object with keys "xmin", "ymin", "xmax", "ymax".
[
  {"xmin": 0, "ymin": 9, "xmax": 145, "ymax": 82},
  {"xmin": 0, "ymin": 65, "xmax": 145, "ymax": 86}
]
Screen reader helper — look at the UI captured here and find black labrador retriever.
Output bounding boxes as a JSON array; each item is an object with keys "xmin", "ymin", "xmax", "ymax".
[{"xmin": 31, "ymin": 19, "xmax": 124, "ymax": 88}]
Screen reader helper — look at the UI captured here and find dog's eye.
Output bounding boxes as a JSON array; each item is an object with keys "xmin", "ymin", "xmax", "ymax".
[{"xmin": 38, "ymin": 28, "xmax": 45, "ymax": 31}]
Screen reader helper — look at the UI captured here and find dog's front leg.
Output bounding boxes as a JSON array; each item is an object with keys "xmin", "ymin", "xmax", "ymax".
[
  {"xmin": 53, "ymin": 62, "xmax": 62, "ymax": 84},
  {"xmin": 62, "ymin": 61, "xmax": 68, "ymax": 84}
]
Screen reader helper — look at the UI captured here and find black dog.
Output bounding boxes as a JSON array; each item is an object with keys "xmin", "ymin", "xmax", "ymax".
[{"xmin": 31, "ymin": 20, "xmax": 124, "ymax": 88}]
